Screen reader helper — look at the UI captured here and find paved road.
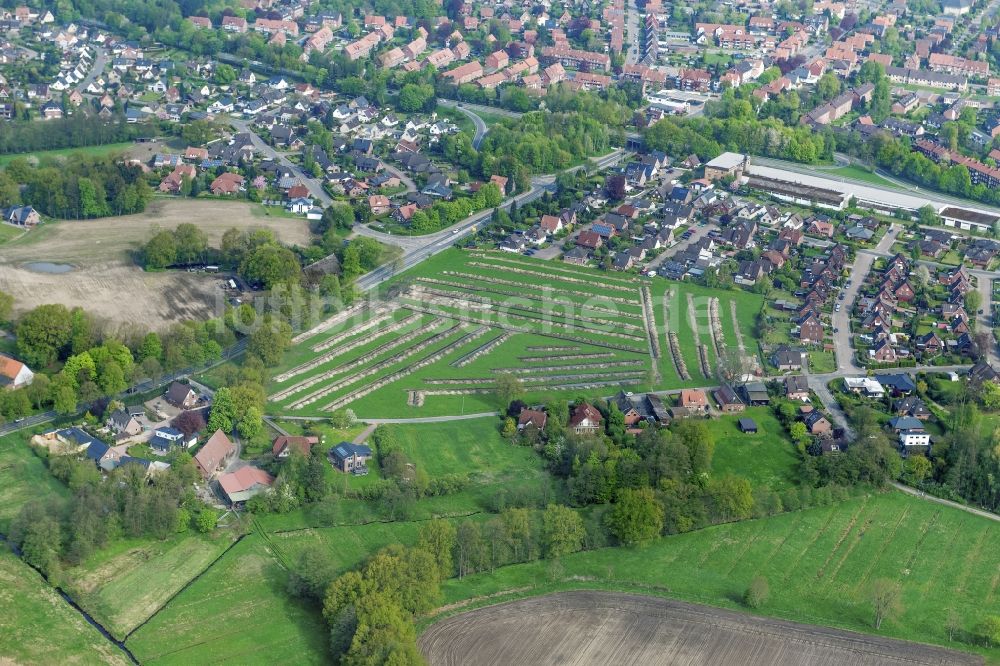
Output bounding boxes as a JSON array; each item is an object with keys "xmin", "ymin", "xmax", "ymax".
[
  {"xmin": 624, "ymin": 0, "xmax": 641, "ymax": 65},
  {"xmin": 438, "ymin": 100, "xmax": 489, "ymax": 149},
  {"xmin": 351, "ymin": 149, "xmax": 626, "ymax": 293},
  {"xmin": 229, "ymin": 117, "xmax": 333, "ymax": 206},
  {"xmin": 74, "ymin": 46, "xmax": 107, "ymax": 96},
  {"xmin": 892, "ymin": 482, "xmax": 1000, "ymax": 523},
  {"xmin": 830, "ymin": 224, "xmax": 900, "ymax": 373}
]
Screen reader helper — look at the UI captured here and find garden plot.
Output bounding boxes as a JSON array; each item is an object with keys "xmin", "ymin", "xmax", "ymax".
[{"xmin": 269, "ymin": 250, "xmax": 764, "ymax": 417}]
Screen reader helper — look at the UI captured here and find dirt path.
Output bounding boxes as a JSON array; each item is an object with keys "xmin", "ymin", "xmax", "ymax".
[{"xmin": 419, "ymin": 590, "xmax": 982, "ymax": 666}]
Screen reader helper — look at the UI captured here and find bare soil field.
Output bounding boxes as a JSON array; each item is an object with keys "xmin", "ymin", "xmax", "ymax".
[
  {"xmin": 419, "ymin": 591, "xmax": 982, "ymax": 666},
  {"xmin": 0, "ymin": 198, "xmax": 312, "ymax": 329},
  {"xmin": 0, "ymin": 198, "xmax": 312, "ymax": 265}
]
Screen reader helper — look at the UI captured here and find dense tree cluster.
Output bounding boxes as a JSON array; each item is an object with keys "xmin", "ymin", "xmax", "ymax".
[
  {"xmin": 8, "ymin": 450, "xmax": 207, "ymax": 580},
  {"xmin": 404, "ymin": 183, "xmax": 502, "ymax": 234},
  {"xmin": 140, "ymin": 223, "xmax": 209, "ymax": 269},
  {"xmin": 9, "ymin": 155, "xmax": 152, "ymax": 219},
  {"xmin": 9, "ymin": 299, "xmax": 236, "ymax": 417}
]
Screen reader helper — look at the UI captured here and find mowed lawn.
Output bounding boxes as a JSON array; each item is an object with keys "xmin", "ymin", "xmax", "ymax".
[
  {"xmin": 0, "ymin": 432, "xmax": 68, "ymax": 532},
  {"xmin": 433, "ymin": 492, "xmax": 1000, "ymax": 660},
  {"xmin": 384, "ymin": 417, "xmax": 540, "ymax": 480},
  {"xmin": 708, "ymin": 407, "xmax": 799, "ymax": 490},
  {"xmin": 126, "ymin": 534, "xmax": 328, "ymax": 665},
  {"xmin": 64, "ymin": 533, "xmax": 236, "ymax": 639},
  {"xmin": 0, "ymin": 550, "xmax": 130, "ymax": 665}
]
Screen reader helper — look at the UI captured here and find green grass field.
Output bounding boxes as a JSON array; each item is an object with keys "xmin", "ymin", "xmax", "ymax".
[
  {"xmin": 64, "ymin": 533, "xmax": 236, "ymax": 639},
  {"xmin": 0, "ymin": 142, "xmax": 134, "ymax": 166},
  {"xmin": 0, "ymin": 550, "xmax": 131, "ymax": 665},
  {"xmin": 431, "ymin": 491, "xmax": 1000, "ymax": 661},
  {"xmin": 828, "ymin": 166, "xmax": 898, "ymax": 188},
  {"xmin": 809, "ymin": 350, "xmax": 837, "ymax": 374},
  {"xmin": 0, "ymin": 432, "xmax": 69, "ymax": 532},
  {"xmin": 267, "ymin": 249, "xmax": 763, "ymax": 418},
  {"xmin": 125, "ymin": 533, "xmax": 328, "ymax": 665},
  {"xmin": 708, "ymin": 407, "xmax": 798, "ymax": 490}
]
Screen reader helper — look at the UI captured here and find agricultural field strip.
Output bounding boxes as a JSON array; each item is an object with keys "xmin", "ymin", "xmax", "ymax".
[
  {"xmin": 270, "ymin": 317, "xmax": 435, "ymax": 401},
  {"xmin": 467, "ymin": 252, "xmax": 639, "ymax": 286},
  {"xmin": 274, "ymin": 312, "xmax": 422, "ymax": 383},
  {"xmin": 663, "ymin": 288, "xmax": 690, "ymax": 381},
  {"xmin": 525, "ymin": 345, "xmax": 581, "ymax": 352},
  {"xmin": 412, "ymin": 286, "xmax": 645, "ymax": 332},
  {"xmin": 451, "ymin": 331, "xmax": 510, "ymax": 368},
  {"xmin": 321, "ymin": 326, "xmax": 491, "ymax": 411},
  {"xmin": 488, "ymin": 360, "xmax": 645, "ymax": 374},
  {"xmin": 291, "ymin": 300, "xmax": 375, "ymax": 345},
  {"xmin": 686, "ymin": 292, "xmax": 712, "ymax": 378},
  {"xmin": 518, "ymin": 353, "xmax": 615, "ymax": 362},
  {"xmin": 416, "ymin": 376, "xmax": 643, "ymax": 396},
  {"xmin": 422, "ymin": 370, "xmax": 646, "ymax": 385},
  {"xmin": 401, "ymin": 303, "xmax": 647, "ymax": 353},
  {"xmin": 464, "ymin": 261, "xmax": 636, "ymax": 294},
  {"xmin": 406, "ymin": 295, "xmax": 646, "ymax": 344},
  {"xmin": 709, "ymin": 298, "xmax": 726, "ymax": 357},
  {"xmin": 285, "ymin": 322, "xmax": 463, "ymax": 409},
  {"xmin": 441, "ymin": 271, "xmax": 640, "ymax": 306},
  {"xmin": 310, "ymin": 310, "xmax": 395, "ymax": 353},
  {"xmin": 414, "ymin": 277, "xmax": 634, "ymax": 317}
]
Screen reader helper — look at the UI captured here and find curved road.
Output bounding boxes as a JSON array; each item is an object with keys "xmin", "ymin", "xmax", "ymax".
[{"xmin": 438, "ymin": 100, "xmax": 489, "ymax": 149}]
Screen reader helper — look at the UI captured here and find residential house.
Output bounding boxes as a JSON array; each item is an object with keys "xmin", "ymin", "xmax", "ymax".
[
  {"xmin": 164, "ymin": 381, "xmax": 197, "ymax": 409},
  {"xmin": 0, "ymin": 354, "xmax": 33, "ymax": 389},
  {"xmin": 679, "ymin": 389, "xmax": 708, "ymax": 413},
  {"xmin": 804, "ymin": 410, "xmax": 832, "ymax": 436},
  {"xmin": 569, "ymin": 402, "xmax": 603, "ymax": 433},
  {"xmin": 713, "ymin": 385, "xmax": 745, "ymax": 413},
  {"xmin": 149, "ymin": 426, "xmax": 194, "ymax": 453},
  {"xmin": 330, "ymin": 442, "xmax": 372, "ymax": 474},
  {"xmin": 784, "ymin": 375, "xmax": 811, "ymax": 401},
  {"xmin": 517, "ymin": 408, "xmax": 547, "ymax": 430},
  {"xmin": 107, "ymin": 409, "xmax": 143, "ymax": 438}
]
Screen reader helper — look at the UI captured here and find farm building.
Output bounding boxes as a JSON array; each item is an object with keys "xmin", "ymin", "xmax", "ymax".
[
  {"xmin": 218, "ymin": 466, "xmax": 275, "ymax": 503},
  {"xmin": 738, "ymin": 417, "xmax": 758, "ymax": 433}
]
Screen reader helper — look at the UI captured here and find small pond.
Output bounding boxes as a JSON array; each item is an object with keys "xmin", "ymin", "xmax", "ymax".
[{"xmin": 23, "ymin": 262, "xmax": 74, "ymax": 274}]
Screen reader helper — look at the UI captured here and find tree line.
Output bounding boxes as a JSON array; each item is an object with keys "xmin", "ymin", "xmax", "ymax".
[{"xmin": 0, "ymin": 114, "xmax": 149, "ymax": 154}]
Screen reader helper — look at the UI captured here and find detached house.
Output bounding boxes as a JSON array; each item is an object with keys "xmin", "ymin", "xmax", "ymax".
[
  {"xmin": 569, "ymin": 403, "xmax": 603, "ymax": 434},
  {"xmin": 0, "ymin": 354, "xmax": 33, "ymax": 389}
]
